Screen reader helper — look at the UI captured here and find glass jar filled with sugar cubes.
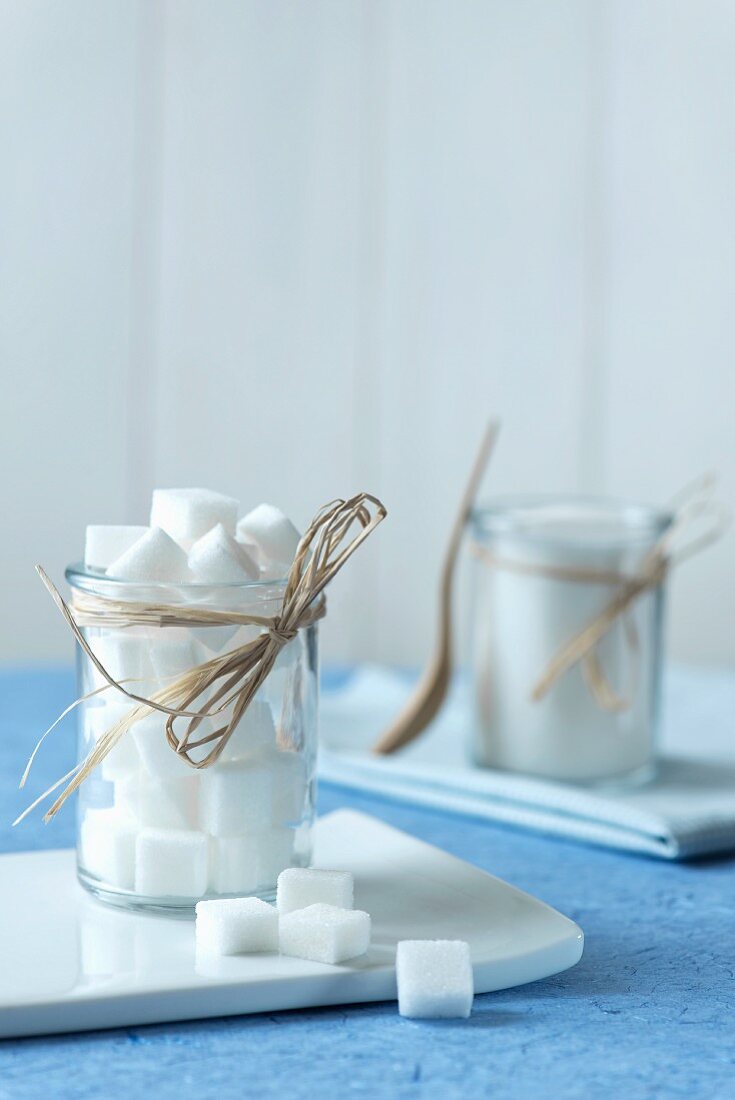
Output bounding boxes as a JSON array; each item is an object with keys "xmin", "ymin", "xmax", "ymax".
[
  {"xmin": 469, "ymin": 496, "xmax": 671, "ymax": 785},
  {"xmin": 68, "ymin": 566, "xmax": 318, "ymax": 915}
]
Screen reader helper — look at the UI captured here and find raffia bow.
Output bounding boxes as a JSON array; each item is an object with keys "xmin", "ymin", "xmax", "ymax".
[{"xmin": 20, "ymin": 493, "xmax": 386, "ymax": 822}]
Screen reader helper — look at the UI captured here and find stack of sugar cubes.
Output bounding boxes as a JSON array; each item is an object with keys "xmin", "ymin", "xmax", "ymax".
[
  {"xmin": 78, "ymin": 488, "xmax": 312, "ymax": 901},
  {"xmin": 196, "ymin": 867, "xmax": 475, "ymax": 1019}
]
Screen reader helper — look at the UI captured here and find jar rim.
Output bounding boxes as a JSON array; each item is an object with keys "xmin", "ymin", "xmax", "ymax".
[
  {"xmin": 65, "ymin": 561, "xmax": 288, "ymax": 597},
  {"xmin": 471, "ymin": 494, "xmax": 672, "ymax": 549}
]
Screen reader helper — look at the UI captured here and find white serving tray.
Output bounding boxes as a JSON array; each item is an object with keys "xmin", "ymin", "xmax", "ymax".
[{"xmin": 0, "ymin": 810, "xmax": 583, "ymax": 1038}]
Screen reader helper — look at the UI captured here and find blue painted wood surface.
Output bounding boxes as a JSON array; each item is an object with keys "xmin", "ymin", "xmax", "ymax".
[{"xmin": 0, "ymin": 667, "xmax": 732, "ymax": 1099}]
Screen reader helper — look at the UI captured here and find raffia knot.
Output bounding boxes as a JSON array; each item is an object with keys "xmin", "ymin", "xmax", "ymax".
[{"xmin": 268, "ymin": 624, "xmax": 298, "ymax": 647}]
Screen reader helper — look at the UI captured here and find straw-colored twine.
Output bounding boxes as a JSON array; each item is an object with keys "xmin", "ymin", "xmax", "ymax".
[
  {"xmin": 20, "ymin": 493, "xmax": 386, "ymax": 823},
  {"xmin": 471, "ymin": 487, "xmax": 729, "ymax": 713}
]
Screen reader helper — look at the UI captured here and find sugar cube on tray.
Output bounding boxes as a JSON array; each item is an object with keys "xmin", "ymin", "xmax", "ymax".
[
  {"xmin": 279, "ymin": 903, "xmax": 371, "ymax": 965},
  {"xmin": 196, "ymin": 897, "xmax": 279, "ymax": 955},
  {"xmin": 395, "ymin": 940, "xmax": 474, "ymax": 1019},
  {"xmin": 151, "ymin": 488, "xmax": 239, "ymax": 549},
  {"xmin": 276, "ymin": 867, "xmax": 353, "ymax": 913}
]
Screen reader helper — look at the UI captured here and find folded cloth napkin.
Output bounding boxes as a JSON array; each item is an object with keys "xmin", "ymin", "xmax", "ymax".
[{"xmin": 319, "ymin": 664, "xmax": 735, "ymax": 859}]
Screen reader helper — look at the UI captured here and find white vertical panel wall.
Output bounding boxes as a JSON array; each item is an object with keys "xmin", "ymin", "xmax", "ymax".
[
  {"xmin": 602, "ymin": 0, "xmax": 735, "ymax": 665},
  {"xmin": 0, "ymin": 0, "xmax": 732, "ymax": 666},
  {"xmin": 151, "ymin": 0, "xmax": 366, "ymax": 662},
  {"xmin": 0, "ymin": 1, "xmax": 140, "ymax": 660},
  {"xmin": 365, "ymin": 0, "xmax": 594, "ymax": 663}
]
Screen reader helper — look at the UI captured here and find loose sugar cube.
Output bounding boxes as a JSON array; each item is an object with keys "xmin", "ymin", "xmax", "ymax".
[
  {"xmin": 107, "ymin": 527, "xmax": 192, "ymax": 583},
  {"xmin": 188, "ymin": 523, "xmax": 259, "ymax": 583},
  {"xmin": 83, "ymin": 702, "xmax": 141, "ymax": 781},
  {"xmin": 135, "ymin": 827, "xmax": 209, "ymax": 897},
  {"xmin": 151, "ymin": 488, "xmax": 238, "ymax": 549},
  {"xmin": 396, "ymin": 940, "xmax": 474, "ymax": 1019},
  {"xmin": 200, "ymin": 761, "xmax": 272, "ymax": 836},
  {"xmin": 130, "ymin": 711, "xmax": 195, "ymax": 778},
  {"xmin": 276, "ymin": 867, "xmax": 353, "ymax": 913},
  {"xmin": 196, "ymin": 897, "xmax": 278, "ymax": 956},
  {"xmin": 85, "ymin": 525, "xmax": 149, "ymax": 570},
  {"xmin": 80, "ymin": 807, "xmax": 137, "ymax": 890},
  {"xmin": 257, "ymin": 827, "xmax": 296, "ymax": 886},
  {"xmin": 208, "ymin": 834, "xmax": 261, "ymax": 894},
  {"xmin": 116, "ymin": 773, "xmax": 198, "ymax": 830},
  {"xmin": 220, "ymin": 701, "xmax": 277, "ymax": 763},
  {"xmin": 236, "ymin": 504, "xmax": 300, "ymax": 575},
  {"xmin": 270, "ymin": 750, "xmax": 308, "ymax": 823},
  {"xmin": 279, "ymin": 903, "xmax": 370, "ymax": 965}
]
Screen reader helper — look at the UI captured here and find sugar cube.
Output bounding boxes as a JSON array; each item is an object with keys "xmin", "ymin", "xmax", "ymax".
[
  {"xmin": 257, "ymin": 827, "xmax": 296, "ymax": 886},
  {"xmin": 220, "ymin": 700, "xmax": 277, "ymax": 763},
  {"xmin": 193, "ymin": 624, "xmax": 241, "ymax": 654},
  {"xmin": 85, "ymin": 525, "xmax": 149, "ymax": 570},
  {"xmin": 130, "ymin": 711, "xmax": 195, "ymax": 778},
  {"xmin": 85, "ymin": 631, "xmax": 154, "ymax": 689},
  {"xmin": 195, "ymin": 897, "xmax": 279, "ymax": 955},
  {"xmin": 270, "ymin": 750, "xmax": 308, "ymax": 824},
  {"xmin": 151, "ymin": 488, "xmax": 239, "ymax": 549},
  {"xmin": 116, "ymin": 773, "xmax": 198, "ymax": 830},
  {"xmin": 83, "ymin": 702, "xmax": 141, "ymax": 781},
  {"xmin": 135, "ymin": 827, "xmax": 209, "ymax": 897},
  {"xmin": 276, "ymin": 867, "xmax": 353, "ymax": 914},
  {"xmin": 208, "ymin": 834, "xmax": 261, "ymax": 894},
  {"xmin": 106, "ymin": 527, "xmax": 192, "ymax": 583},
  {"xmin": 80, "ymin": 807, "xmax": 137, "ymax": 890},
  {"xmin": 395, "ymin": 940, "xmax": 474, "ymax": 1019},
  {"xmin": 199, "ymin": 761, "xmax": 272, "ymax": 836},
  {"xmin": 279, "ymin": 904, "xmax": 370, "ymax": 965},
  {"xmin": 149, "ymin": 632, "xmax": 202, "ymax": 682},
  {"xmin": 188, "ymin": 523, "xmax": 259, "ymax": 583},
  {"xmin": 236, "ymin": 504, "xmax": 300, "ymax": 574}
]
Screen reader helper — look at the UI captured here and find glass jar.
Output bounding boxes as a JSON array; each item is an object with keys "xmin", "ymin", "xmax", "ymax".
[
  {"xmin": 469, "ymin": 496, "xmax": 671, "ymax": 785},
  {"xmin": 67, "ymin": 566, "xmax": 318, "ymax": 915}
]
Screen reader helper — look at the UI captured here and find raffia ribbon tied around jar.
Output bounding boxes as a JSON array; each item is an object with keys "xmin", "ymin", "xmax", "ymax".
[
  {"xmin": 469, "ymin": 477, "xmax": 729, "ymax": 714},
  {"xmin": 373, "ymin": 419, "xmax": 728, "ymax": 755},
  {"xmin": 19, "ymin": 493, "xmax": 386, "ymax": 823}
]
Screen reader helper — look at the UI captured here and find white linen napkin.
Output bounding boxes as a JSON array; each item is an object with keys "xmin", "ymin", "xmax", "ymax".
[{"xmin": 319, "ymin": 664, "xmax": 735, "ymax": 859}]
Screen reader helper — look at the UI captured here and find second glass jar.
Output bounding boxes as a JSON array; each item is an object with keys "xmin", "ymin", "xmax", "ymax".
[{"xmin": 469, "ymin": 496, "xmax": 670, "ymax": 785}]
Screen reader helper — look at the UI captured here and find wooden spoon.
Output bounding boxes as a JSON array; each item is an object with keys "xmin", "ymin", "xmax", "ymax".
[{"xmin": 372, "ymin": 420, "xmax": 500, "ymax": 754}]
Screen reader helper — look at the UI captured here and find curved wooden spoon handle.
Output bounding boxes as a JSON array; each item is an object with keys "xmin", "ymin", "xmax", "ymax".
[{"xmin": 372, "ymin": 420, "xmax": 500, "ymax": 755}]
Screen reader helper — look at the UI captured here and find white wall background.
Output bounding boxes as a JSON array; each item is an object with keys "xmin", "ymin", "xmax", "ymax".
[{"xmin": 1, "ymin": 0, "xmax": 733, "ymax": 668}]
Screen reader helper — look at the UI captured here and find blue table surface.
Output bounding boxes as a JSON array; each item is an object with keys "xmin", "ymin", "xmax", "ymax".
[{"xmin": 0, "ymin": 667, "xmax": 733, "ymax": 1100}]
